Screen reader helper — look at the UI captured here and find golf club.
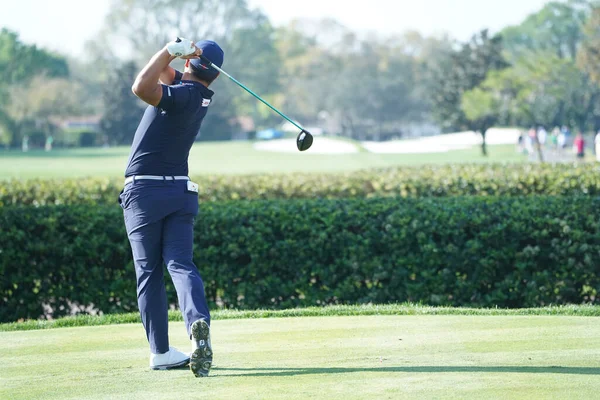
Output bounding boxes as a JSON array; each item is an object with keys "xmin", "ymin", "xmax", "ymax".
[{"xmin": 197, "ymin": 54, "xmax": 314, "ymax": 152}]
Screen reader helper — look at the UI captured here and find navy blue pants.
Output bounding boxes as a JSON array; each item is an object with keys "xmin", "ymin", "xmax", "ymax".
[{"xmin": 119, "ymin": 179, "xmax": 210, "ymax": 354}]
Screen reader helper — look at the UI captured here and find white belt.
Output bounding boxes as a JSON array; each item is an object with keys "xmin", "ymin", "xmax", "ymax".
[{"xmin": 124, "ymin": 175, "xmax": 189, "ymax": 185}]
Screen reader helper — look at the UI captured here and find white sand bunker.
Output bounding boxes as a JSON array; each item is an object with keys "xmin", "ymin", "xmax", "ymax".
[
  {"xmin": 252, "ymin": 129, "xmax": 521, "ymax": 154},
  {"xmin": 253, "ymin": 138, "xmax": 359, "ymax": 154},
  {"xmin": 362, "ymin": 128, "xmax": 521, "ymax": 154}
]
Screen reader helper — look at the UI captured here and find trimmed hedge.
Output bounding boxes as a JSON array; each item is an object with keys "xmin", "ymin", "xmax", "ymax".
[
  {"xmin": 1, "ymin": 163, "xmax": 599, "ymax": 206},
  {"xmin": 1, "ymin": 196, "xmax": 599, "ymax": 322}
]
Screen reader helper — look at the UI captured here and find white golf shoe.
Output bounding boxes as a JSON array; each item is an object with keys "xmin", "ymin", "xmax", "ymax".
[
  {"xmin": 190, "ymin": 319, "xmax": 213, "ymax": 377},
  {"xmin": 149, "ymin": 346, "xmax": 190, "ymax": 370}
]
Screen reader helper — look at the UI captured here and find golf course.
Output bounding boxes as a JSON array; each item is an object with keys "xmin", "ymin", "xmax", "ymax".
[
  {"xmin": 4, "ymin": 0, "xmax": 600, "ymax": 398},
  {"xmin": 2, "ymin": 138, "xmax": 599, "ymax": 399},
  {"xmin": 0, "ymin": 139, "xmax": 524, "ymax": 179}
]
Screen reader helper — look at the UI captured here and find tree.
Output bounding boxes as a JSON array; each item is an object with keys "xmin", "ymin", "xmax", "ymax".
[
  {"xmin": 99, "ymin": 61, "xmax": 145, "ymax": 146},
  {"xmin": 429, "ymin": 30, "xmax": 509, "ymax": 155},
  {"xmin": 498, "ymin": 0, "xmax": 600, "ymax": 132},
  {"xmin": 6, "ymin": 76, "xmax": 87, "ymax": 147},
  {"xmin": 97, "ymin": 0, "xmax": 258, "ymax": 63},
  {"xmin": 0, "ymin": 28, "xmax": 70, "ymax": 147},
  {"xmin": 0, "ymin": 28, "xmax": 69, "ymax": 85},
  {"xmin": 400, "ymin": 31, "xmax": 456, "ymax": 112},
  {"xmin": 217, "ymin": 13, "xmax": 282, "ymax": 130},
  {"xmin": 461, "ymin": 88, "xmax": 500, "ymax": 156},
  {"xmin": 90, "ymin": 0, "xmax": 282, "ymax": 139},
  {"xmin": 273, "ymin": 22, "xmax": 443, "ymax": 140},
  {"xmin": 66, "ymin": 57, "xmax": 106, "ymax": 117},
  {"xmin": 501, "ymin": 0, "xmax": 593, "ymax": 62},
  {"xmin": 512, "ymin": 55, "xmax": 596, "ymax": 133},
  {"xmin": 466, "ymin": 52, "xmax": 599, "ymax": 160},
  {"xmin": 330, "ymin": 40, "xmax": 425, "ymax": 140},
  {"xmin": 577, "ymin": 5, "xmax": 600, "ymax": 84},
  {"xmin": 273, "ymin": 20, "xmax": 338, "ymax": 126}
]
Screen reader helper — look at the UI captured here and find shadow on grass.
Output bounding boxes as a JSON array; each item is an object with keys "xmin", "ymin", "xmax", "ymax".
[{"xmin": 214, "ymin": 366, "xmax": 600, "ymax": 377}]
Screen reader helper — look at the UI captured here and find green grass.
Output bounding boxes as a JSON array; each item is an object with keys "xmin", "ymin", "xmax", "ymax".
[
  {"xmin": 2, "ymin": 313, "xmax": 599, "ymax": 399},
  {"xmin": 3, "ymin": 304, "xmax": 600, "ymax": 332},
  {"xmin": 0, "ymin": 142, "xmax": 526, "ymax": 179}
]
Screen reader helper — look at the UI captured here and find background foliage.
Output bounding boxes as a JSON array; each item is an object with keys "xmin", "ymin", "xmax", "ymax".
[{"xmin": 3, "ymin": 0, "xmax": 600, "ymax": 149}]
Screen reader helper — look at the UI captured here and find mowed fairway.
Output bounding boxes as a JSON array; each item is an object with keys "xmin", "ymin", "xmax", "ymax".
[
  {"xmin": 0, "ymin": 142, "xmax": 524, "ymax": 179},
  {"xmin": 2, "ymin": 315, "xmax": 599, "ymax": 400}
]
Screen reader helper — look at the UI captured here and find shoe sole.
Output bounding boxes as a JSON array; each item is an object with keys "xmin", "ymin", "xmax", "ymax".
[
  {"xmin": 190, "ymin": 320, "xmax": 212, "ymax": 377},
  {"xmin": 150, "ymin": 358, "xmax": 190, "ymax": 370}
]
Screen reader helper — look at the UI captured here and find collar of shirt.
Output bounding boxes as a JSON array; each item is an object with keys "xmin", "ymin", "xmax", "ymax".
[{"xmin": 178, "ymin": 80, "xmax": 215, "ymax": 99}]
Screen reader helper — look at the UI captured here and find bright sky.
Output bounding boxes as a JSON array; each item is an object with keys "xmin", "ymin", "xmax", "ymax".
[{"xmin": 0, "ymin": 0, "xmax": 553, "ymax": 57}]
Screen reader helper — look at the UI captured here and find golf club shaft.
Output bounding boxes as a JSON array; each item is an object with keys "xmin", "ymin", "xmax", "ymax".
[{"xmin": 200, "ymin": 55, "xmax": 305, "ymax": 132}]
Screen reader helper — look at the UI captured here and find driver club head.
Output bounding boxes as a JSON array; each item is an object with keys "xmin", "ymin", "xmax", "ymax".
[{"xmin": 296, "ymin": 130, "xmax": 314, "ymax": 151}]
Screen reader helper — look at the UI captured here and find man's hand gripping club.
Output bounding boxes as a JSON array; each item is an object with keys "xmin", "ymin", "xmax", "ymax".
[
  {"xmin": 167, "ymin": 37, "xmax": 202, "ymax": 59},
  {"xmin": 132, "ymin": 37, "xmax": 202, "ymax": 106}
]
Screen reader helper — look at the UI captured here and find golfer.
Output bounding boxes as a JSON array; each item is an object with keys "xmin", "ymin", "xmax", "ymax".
[{"xmin": 118, "ymin": 38, "xmax": 223, "ymax": 378}]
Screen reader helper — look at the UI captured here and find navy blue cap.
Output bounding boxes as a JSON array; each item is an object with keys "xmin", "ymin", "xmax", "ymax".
[{"xmin": 190, "ymin": 40, "xmax": 224, "ymax": 80}]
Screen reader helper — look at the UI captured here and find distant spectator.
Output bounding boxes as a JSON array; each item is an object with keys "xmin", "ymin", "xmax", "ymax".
[
  {"xmin": 561, "ymin": 125, "xmax": 571, "ymax": 147},
  {"xmin": 45, "ymin": 136, "xmax": 53, "ymax": 152},
  {"xmin": 595, "ymin": 130, "xmax": 600, "ymax": 162},
  {"xmin": 574, "ymin": 132, "xmax": 585, "ymax": 159},
  {"xmin": 526, "ymin": 127, "xmax": 536, "ymax": 154},
  {"xmin": 22, "ymin": 135, "xmax": 29, "ymax": 152},
  {"xmin": 551, "ymin": 127, "xmax": 560, "ymax": 149},
  {"xmin": 558, "ymin": 129, "xmax": 567, "ymax": 150},
  {"xmin": 537, "ymin": 126, "xmax": 547, "ymax": 147}
]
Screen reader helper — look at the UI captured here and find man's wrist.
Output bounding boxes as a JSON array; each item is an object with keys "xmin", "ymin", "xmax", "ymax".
[{"xmin": 162, "ymin": 46, "xmax": 178, "ymax": 61}]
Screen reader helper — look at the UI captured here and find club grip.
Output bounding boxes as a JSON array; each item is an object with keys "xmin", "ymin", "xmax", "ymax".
[{"xmin": 199, "ymin": 54, "xmax": 213, "ymax": 67}]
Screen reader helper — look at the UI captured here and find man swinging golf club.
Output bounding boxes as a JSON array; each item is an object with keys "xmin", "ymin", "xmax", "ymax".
[{"xmin": 119, "ymin": 37, "xmax": 222, "ymax": 377}]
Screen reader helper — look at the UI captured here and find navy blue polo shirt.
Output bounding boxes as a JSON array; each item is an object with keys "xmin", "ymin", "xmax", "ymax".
[{"xmin": 124, "ymin": 77, "xmax": 214, "ymax": 177}]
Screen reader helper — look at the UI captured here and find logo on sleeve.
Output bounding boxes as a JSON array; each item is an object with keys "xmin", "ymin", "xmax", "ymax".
[{"xmin": 202, "ymin": 98, "xmax": 211, "ymax": 107}]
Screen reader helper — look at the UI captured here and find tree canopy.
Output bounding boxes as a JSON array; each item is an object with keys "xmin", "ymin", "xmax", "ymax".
[{"xmin": 0, "ymin": 29, "xmax": 71, "ymax": 147}]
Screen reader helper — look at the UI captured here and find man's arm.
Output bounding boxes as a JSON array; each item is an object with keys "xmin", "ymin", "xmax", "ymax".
[
  {"xmin": 132, "ymin": 47, "xmax": 177, "ymax": 106},
  {"xmin": 132, "ymin": 40, "xmax": 201, "ymax": 106},
  {"xmin": 159, "ymin": 66, "xmax": 182, "ymax": 85}
]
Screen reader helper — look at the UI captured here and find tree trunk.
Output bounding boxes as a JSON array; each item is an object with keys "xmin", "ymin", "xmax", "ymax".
[
  {"xmin": 480, "ymin": 130, "xmax": 488, "ymax": 156},
  {"xmin": 9, "ymin": 124, "xmax": 22, "ymax": 149},
  {"xmin": 535, "ymin": 131, "xmax": 545, "ymax": 163},
  {"xmin": 0, "ymin": 110, "xmax": 18, "ymax": 149}
]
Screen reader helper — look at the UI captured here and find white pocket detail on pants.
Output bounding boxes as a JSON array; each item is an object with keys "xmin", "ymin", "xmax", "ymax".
[{"xmin": 186, "ymin": 181, "xmax": 199, "ymax": 194}]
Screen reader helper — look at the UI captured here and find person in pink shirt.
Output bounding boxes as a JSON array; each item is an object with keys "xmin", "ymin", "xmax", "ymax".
[{"xmin": 574, "ymin": 132, "xmax": 585, "ymax": 159}]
